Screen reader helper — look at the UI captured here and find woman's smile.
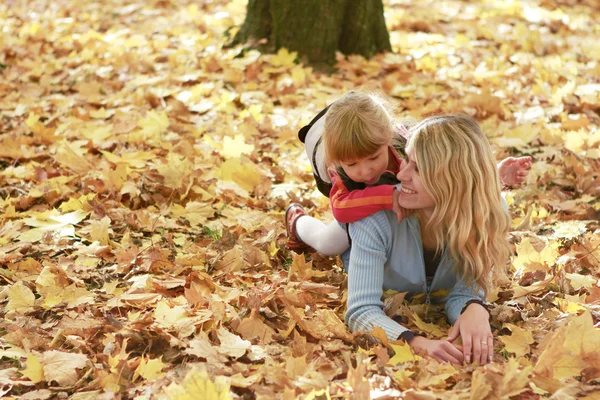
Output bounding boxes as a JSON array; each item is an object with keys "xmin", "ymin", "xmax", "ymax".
[{"xmin": 400, "ymin": 186, "xmax": 416, "ymax": 195}]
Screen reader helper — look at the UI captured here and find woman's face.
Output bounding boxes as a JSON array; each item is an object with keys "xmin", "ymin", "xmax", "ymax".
[
  {"xmin": 339, "ymin": 144, "xmax": 390, "ymax": 185},
  {"xmin": 396, "ymin": 149, "xmax": 435, "ymax": 215}
]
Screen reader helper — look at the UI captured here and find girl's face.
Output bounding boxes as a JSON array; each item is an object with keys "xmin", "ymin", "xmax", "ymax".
[
  {"xmin": 339, "ymin": 144, "xmax": 390, "ymax": 185},
  {"xmin": 396, "ymin": 149, "xmax": 435, "ymax": 215}
]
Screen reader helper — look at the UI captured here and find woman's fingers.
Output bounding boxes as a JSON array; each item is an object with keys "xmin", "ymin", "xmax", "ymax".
[
  {"xmin": 479, "ymin": 338, "xmax": 489, "ymax": 364},
  {"xmin": 444, "ymin": 342, "xmax": 465, "ymax": 364},
  {"xmin": 487, "ymin": 335, "xmax": 494, "ymax": 363},
  {"xmin": 462, "ymin": 335, "xmax": 472, "ymax": 364},
  {"xmin": 434, "ymin": 344, "xmax": 463, "ymax": 364},
  {"xmin": 472, "ymin": 338, "xmax": 482, "ymax": 365}
]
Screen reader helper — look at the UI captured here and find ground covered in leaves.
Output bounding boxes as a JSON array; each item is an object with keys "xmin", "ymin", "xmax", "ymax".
[{"xmin": 1, "ymin": 0, "xmax": 600, "ymax": 398}]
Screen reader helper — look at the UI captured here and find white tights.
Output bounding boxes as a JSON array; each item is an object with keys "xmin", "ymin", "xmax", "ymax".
[{"xmin": 295, "ymin": 216, "xmax": 350, "ymax": 256}]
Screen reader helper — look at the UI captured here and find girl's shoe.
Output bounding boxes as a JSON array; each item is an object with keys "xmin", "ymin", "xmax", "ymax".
[{"xmin": 285, "ymin": 204, "xmax": 313, "ymax": 253}]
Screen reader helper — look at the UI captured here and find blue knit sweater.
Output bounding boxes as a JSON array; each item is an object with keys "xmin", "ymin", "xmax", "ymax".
[{"xmin": 344, "ymin": 211, "xmax": 485, "ymax": 341}]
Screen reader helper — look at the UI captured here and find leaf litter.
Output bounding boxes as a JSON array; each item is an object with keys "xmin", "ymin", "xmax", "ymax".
[{"xmin": 1, "ymin": 0, "xmax": 600, "ymax": 399}]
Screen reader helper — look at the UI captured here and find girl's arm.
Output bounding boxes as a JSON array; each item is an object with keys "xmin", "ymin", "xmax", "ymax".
[{"xmin": 329, "ymin": 173, "xmax": 397, "ymax": 223}]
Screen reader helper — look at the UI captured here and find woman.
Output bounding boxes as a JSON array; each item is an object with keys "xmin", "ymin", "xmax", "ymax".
[{"xmin": 344, "ymin": 114, "xmax": 511, "ymax": 365}]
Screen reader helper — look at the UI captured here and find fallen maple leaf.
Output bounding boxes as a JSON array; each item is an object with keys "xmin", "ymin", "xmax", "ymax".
[
  {"xmin": 21, "ymin": 353, "xmax": 44, "ymax": 383},
  {"xmin": 163, "ymin": 367, "xmax": 232, "ymax": 400},
  {"xmin": 134, "ymin": 356, "xmax": 166, "ymax": 381},
  {"xmin": 216, "ymin": 327, "xmax": 251, "ymax": 359},
  {"xmin": 388, "ymin": 342, "xmax": 421, "ymax": 365},
  {"xmin": 41, "ymin": 350, "xmax": 89, "ymax": 386},
  {"xmin": 269, "ymin": 48, "xmax": 297, "ymax": 68},
  {"xmin": 6, "ymin": 281, "xmax": 35, "ymax": 313},
  {"xmin": 19, "ymin": 210, "xmax": 89, "ymax": 243},
  {"xmin": 499, "ymin": 324, "xmax": 534, "ymax": 358},
  {"xmin": 221, "ymin": 135, "xmax": 254, "ymax": 159},
  {"xmin": 236, "ymin": 310, "xmax": 276, "ymax": 344}
]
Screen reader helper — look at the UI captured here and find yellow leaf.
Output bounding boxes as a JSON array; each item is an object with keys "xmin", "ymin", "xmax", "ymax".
[
  {"xmin": 495, "ymin": 122, "xmax": 540, "ymax": 147},
  {"xmin": 388, "ymin": 342, "xmax": 420, "ymax": 365},
  {"xmin": 154, "ymin": 300, "xmax": 189, "ymax": 328},
  {"xmin": 20, "ymin": 210, "xmax": 89, "ymax": 242},
  {"xmin": 156, "ymin": 153, "xmax": 193, "ymax": 189},
  {"xmin": 270, "ymin": 47, "xmax": 297, "ymax": 68},
  {"xmin": 369, "ymin": 326, "xmax": 389, "ymax": 346},
  {"xmin": 58, "ymin": 194, "xmax": 95, "ymax": 212},
  {"xmin": 533, "ymin": 311, "xmax": 598, "ymax": 380},
  {"xmin": 41, "ymin": 350, "xmax": 89, "ymax": 386},
  {"xmin": 171, "ymin": 202, "xmax": 213, "ymax": 226},
  {"xmin": 163, "ymin": 366, "xmax": 232, "ymax": 400},
  {"xmin": 221, "ymin": 135, "xmax": 254, "ymax": 159},
  {"xmin": 135, "ymin": 356, "xmax": 165, "ymax": 381},
  {"xmin": 6, "ymin": 281, "xmax": 35, "ymax": 313},
  {"xmin": 268, "ymin": 241, "xmax": 279, "ymax": 257},
  {"xmin": 417, "ymin": 363, "xmax": 457, "ymax": 388},
  {"xmin": 409, "ymin": 310, "xmax": 445, "ymax": 338},
  {"xmin": 553, "ymin": 355, "xmax": 588, "ymax": 379},
  {"xmin": 135, "ymin": 110, "xmax": 169, "ymax": 142},
  {"xmin": 21, "ymin": 353, "xmax": 44, "ymax": 383},
  {"xmin": 103, "ymin": 281, "xmax": 125, "ymax": 296},
  {"xmin": 55, "ymin": 142, "xmax": 92, "ymax": 175},
  {"xmin": 291, "ymin": 65, "xmax": 307, "ymax": 87},
  {"xmin": 35, "ymin": 266, "xmax": 61, "ymax": 288},
  {"xmin": 80, "ymin": 124, "xmax": 113, "ymax": 145},
  {"xmin": 100, "ymin": 150, "xmax": 155, "ymax": 168},
  {"xmin": 304, "ymin": 389, "xmax": 331, "ymax": 400},
  {"xmin": 499, "ymin": 324, "xmax": 534, "ymax": 358},
  {"xmin": 216, "ymin": 157, "xmax": 262, "ymax": 194},
  {"xmin": 90, "ymin": 216, "xmax": 111, "ymax": 245},
  {"xmin": 512, "ymin": 237, "xmax": 557, "ymax": 272},
  {"xmin": 89, "ymin": 107, "xmax": 113, "ymax": 119},
  {"xmin": 555, "ymin": 298, "xmax": 587, "ymax": 313},
  {"xmin": 470, "ymin": 369, "xmax": 492, "ymax": 400}
]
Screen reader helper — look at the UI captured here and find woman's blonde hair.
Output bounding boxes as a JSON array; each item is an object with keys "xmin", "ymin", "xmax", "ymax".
[
  {"xmin": 324, "ymin": 91, "xmax": 394, "ymax": 166},
  {"xmin": 408, "ymin": 114, "xmax": 511, "ymax": 295}
]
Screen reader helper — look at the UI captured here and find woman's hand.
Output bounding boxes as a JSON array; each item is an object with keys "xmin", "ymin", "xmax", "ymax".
[
  {"xmin": 409, "ymin": 336, "xmax": 464, "ymax": 364},
  {"xmin": 447, "ymin": 303, "xmax": 493, "ymax": 365}
]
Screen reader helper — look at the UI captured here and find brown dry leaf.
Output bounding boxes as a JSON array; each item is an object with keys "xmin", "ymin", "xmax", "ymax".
[
  {"xmin": 6, "ymin": 281, "xmax": 35, "ymax": 313},
  {"xmin": 533, "ymin": 311, "xmax": 600, "ymax": 381},
  {"xmin": 302, "ymin": 309, "xmax": 353, "ymax": 341},
  {"xmin": 41, "ymin": 350, "xmax": 89, "ymax": 386},
  {"xmin": 236, "ymin": 310, "xmax": 276, "ymax": 344},
  {"xmin": 216, "ymin": 327, "xmax": 251, "ymax": 359},
  {"xmin": 186, "ymin": 333, "xmax": 228, "ymax": 364},
  {"xmin": 3, "ymin": 0, "xmax": 600, "ymax": 398}
]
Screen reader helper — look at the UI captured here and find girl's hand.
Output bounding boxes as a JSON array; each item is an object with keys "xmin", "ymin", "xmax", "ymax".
[
  {"xmin": 409, "ymin": 336, "xmax": 464, "ymax": 364},
  {"xmin": 498, "ymin": 156, "xmax": 532, "ymax": 187},
  {"xmin": 447, "ymin": 303, "xmax": 493, "ymax": 365},
  {"xmin": 392, "ymin": 189, "xmax": 408, "ymax": 222}
]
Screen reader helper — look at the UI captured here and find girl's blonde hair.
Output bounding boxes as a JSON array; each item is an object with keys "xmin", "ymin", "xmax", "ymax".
[
  {"xmin": 408, "ymin": 114, "xmax": 511, "ymax": 295},
  {"xmin": 324, "ymin": 91, "xmax": 394, "ymax": 166}
]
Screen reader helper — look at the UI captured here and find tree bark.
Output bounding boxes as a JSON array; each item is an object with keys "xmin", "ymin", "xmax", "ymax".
[{"xmin": 231, "ymin": 0, "xmax": 391, "ymax": 67}]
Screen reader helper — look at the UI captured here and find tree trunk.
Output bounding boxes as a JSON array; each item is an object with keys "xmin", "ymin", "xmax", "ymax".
[{"xmin": 231, "ymin": 0, "xmax": 391, "ymax": 67}]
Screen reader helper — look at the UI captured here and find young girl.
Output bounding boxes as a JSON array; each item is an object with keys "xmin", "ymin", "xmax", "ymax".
[{"xmin": 286, "ymin": 91, "xmax": 531, "ymax": 255}]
